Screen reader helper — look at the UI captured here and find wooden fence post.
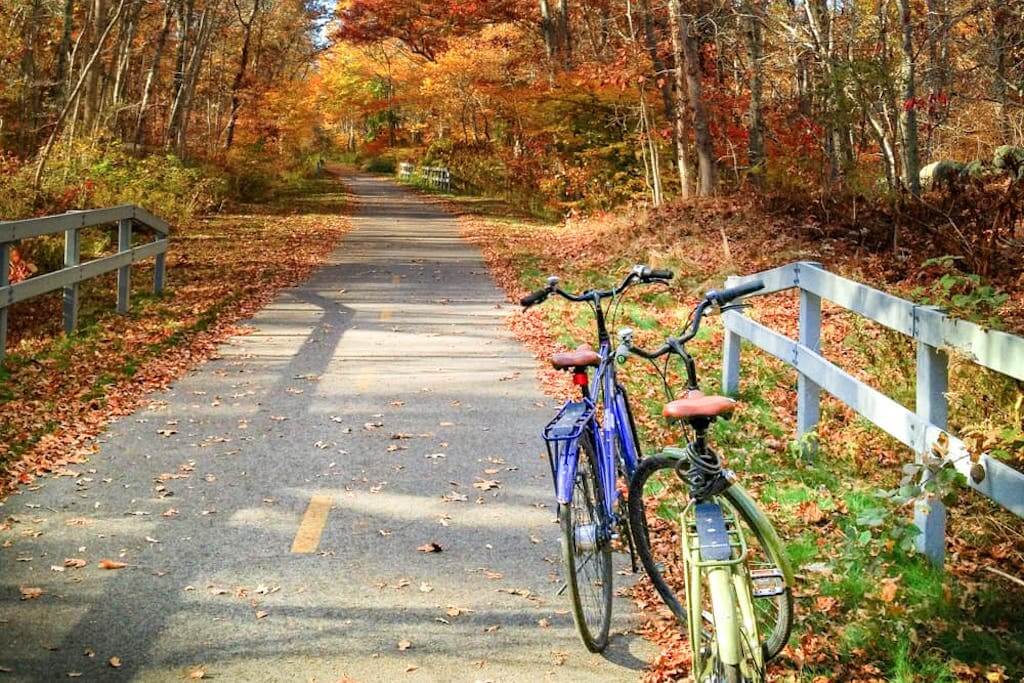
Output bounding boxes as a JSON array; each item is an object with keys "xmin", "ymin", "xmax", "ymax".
[
  {"xmin": 797, "ymin": 283, "xmax": 822, "ymax": 459},
  {"xmin": 117, "ymin": 218, "xmax": 132, "ymax": 313},
  {"xmin": 914, "ymin": 322, "xmax": 949, "ymax": 567},
  {"xmin": 154, "ymin": 251, "xmax": 166, "ymax": 295},
  {"xmin": 63, "ymin": 227, "xmax": 80, "ymax": 333},
  {"xmin": 722, "ymin": 275, "xmax": 742, "ymax": 395},
  {"xmin": 0, "ymin": 241, "xmax": 8, "ymax": 360}
]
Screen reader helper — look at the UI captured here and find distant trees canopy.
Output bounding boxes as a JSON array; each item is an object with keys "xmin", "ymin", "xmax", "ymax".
[
  {"xmin": 3, "ymin": 0, "xmax": 1022, "ymax": 210},
  {"xmin": 326, "ymin": 0, "xmax": 1024, "ymax": 208},
  {"xmin": 0, "ymin": 0, "xmax": 328, "ymax": 187},
  {"xmin": 335, "ymin": 0, "xmax": 523, "ymax": 61}
]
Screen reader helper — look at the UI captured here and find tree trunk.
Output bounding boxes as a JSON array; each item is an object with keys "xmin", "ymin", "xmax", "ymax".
[
  {"xmin": 539, "ymin": 0, "xmax": 556, "ymax": 59},
  {"xmin": 640, "ymin": 90, "xmax": 663, "ymax": 206},
  {"xmin": 557, "ymin": 0, "xmax": 572, "ymax": 68},
  {"xmin": 55, "ymin": 0, "xmax": 76, "ymax": 94},
  {"xmin": 677, "ymin": 5, "xmax": 716, "ymax": 196},
  {"xmin": 804, "ymin": 0, "xmax": 841, "ymax": 181},
  {"xmin": 743, "ymin": 0, "xmax": 766, "ymax": 180},
  {"xmin": 34, "ymin": 0, "xmax": 127, "ymax": 190},
  {"xmin": 166, "ymin": 5, "xmax": 215, "ymax": 157},
  {"xmin": 666, "ymin": 0, "xmax": 693, "ymax": 198},
  {"xmin": 110, "ymin": 0, "xmax": 143, "ymax": 132},
  {"xmin": 639, "ymin": 0, "xmax": 673, "ymax": 119},
  {"xmin": 896, "ymin": 0, "xmax": 920, "ymax": 195},
  {"xmin": 83, "ymin": 0, "xmax": 112, "ymax": 127},
  {"xmin": 223, "ymin": 0, "xmax": 261, "ymax": 149},
  {"xmin": 19, "ymin": 0, "xmax": 44, "ymax": 152},
  {"xmin": 166, "ymin": 0, "xmax": 193, "ymax": 140},
  {"xmin": 133, "ymin": 0, "xmax": 174, "ymax": 145}
]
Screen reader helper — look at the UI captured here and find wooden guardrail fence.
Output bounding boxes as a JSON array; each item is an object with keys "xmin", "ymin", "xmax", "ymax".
[
  {"xmin": 721, "ymin": 261, "xmax": 1024, "ymax": 567},
  {"xmin": 0, "ymin": 205, "xmax": 169, "ymax": 359}
]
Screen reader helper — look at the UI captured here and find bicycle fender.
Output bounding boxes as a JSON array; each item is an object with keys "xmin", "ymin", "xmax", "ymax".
[
  {"xmin": 725, "ymin": 483, "xmax": 795, "ymax": 586},
  {"xmin": 555, "ymin": 439, "xmax": 580, "ymax": 506}
]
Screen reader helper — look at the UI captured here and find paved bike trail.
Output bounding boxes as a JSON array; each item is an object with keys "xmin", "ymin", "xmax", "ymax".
[{"xmin": 0, "ymin": 173, "xmax": 651, "ymax": 681}]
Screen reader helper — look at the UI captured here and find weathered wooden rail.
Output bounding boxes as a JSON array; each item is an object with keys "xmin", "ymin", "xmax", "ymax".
[
  {"xmin": 721, "ymin": 261, "xmax": 1024, "ymax": 567},
  {"xmin": 0, "ymin": 205, "xmax": 169, "ymax": 359},
  {"xmin": 397, "ymin": 163, "xmax": 452, "ymax": 192}
]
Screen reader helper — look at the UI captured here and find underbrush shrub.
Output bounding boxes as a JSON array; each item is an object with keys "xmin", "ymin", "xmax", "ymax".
[
  {"xmin": 0, "ymin": 138, "xmax": 226, "ymax": 221},
  {"xmin": 1, "ymin": 138, "xmax": 228, "ymax": 275},
  {"xmin": 360, "ymin": 155, "xmax": 397, "ymax": 174}
]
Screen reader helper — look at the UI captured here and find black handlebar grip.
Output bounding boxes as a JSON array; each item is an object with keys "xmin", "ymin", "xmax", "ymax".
[
  {"xmin": 709, "ymin": 280, "xmax": 765, "ymax": 305},
  {"xmin": 520, "ymin": 288, "xmax": 550, "ymax": 307},
  {"xmin": 648, "ymin": 268, "xmax": 674, "ymax": 280}
]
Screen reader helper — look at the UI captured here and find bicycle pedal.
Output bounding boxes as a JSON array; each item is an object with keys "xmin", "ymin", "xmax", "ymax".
[{"xmin": 749, "ymin": 568, "xmax": 786, "ymax": 598}]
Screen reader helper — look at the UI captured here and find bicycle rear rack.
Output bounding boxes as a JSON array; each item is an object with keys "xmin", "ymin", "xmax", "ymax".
[{"xmin": 542, "ymin": 400, "xmax": 595, "ymax": 491}]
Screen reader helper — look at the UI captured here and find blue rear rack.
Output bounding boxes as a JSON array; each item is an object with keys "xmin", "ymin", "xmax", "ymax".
[
  {"xmin": 543, "ymin": 400, "xmax": 594, "ymax": 442},
  {"xmin": 541, "ymin": 400, "xmax": 595, "ymax": 493}
]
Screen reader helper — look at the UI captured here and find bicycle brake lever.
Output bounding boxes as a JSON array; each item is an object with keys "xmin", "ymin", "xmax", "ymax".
[{"xmin": 719, "ymin": 303, "xmax": 752, "ymax": 314}]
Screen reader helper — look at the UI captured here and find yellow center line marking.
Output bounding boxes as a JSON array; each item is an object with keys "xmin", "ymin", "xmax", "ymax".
[
  {"xmin": 291, "ymin": 495, "xmax": 332, "ymax": 554},
  {"xmin": 391, "ymin": 274, "xmax": 401, "ymax": 284},
  {"xmin": 379, "ymin": 307, "xmax": 392, "ymax": 321}
]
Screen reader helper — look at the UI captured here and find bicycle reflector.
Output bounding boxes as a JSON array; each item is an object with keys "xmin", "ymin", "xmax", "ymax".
[{"xmin": 573, "ymin": 371, "xmax": 588, "ymax": 386}]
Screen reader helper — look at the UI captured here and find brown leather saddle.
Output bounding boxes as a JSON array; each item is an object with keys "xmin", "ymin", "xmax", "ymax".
[
  {"xmin": 550, "ymin": 343, "xmax": 601, "ymax": 370},
  {"xmin": 663, "ymin": 390, "xmax": 736, "ymax": 420}
]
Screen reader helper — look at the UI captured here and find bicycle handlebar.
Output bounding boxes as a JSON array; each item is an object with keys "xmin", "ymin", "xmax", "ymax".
[
  {"xmin": 705, "ymin": 280, "xmax": 764, "ymax": 307},
  {"xmin": 519, "ymin": 288, "xmax": 550, "ymax": 307},
  {"xmin": 619, "ymin": 279, "xmax": 765, "ymax": 361},
  {"xmin": 519, "ymin": 265, "xmax": 673, "ymax": 309}
]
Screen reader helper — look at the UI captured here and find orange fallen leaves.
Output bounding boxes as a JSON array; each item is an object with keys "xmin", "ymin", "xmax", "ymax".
[
  {"xmin": 19, "ymin": 586, "xmax": 43, "ymax": 600},
  {"xmin": 98, "ymin": 559, "xmax": 128, "ymax": 570}
]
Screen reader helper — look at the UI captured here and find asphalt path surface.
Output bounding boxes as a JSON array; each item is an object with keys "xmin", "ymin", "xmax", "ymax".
[{"xmin": 0, "ymin": 173, "xmax": 652, "ymax": 681}]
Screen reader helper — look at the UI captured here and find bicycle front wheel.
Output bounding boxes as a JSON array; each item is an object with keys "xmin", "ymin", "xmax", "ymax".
[
  {"xmin": 560, "ymin": 434, "xmax": 613, "ymax": 652},
  {"xmin": 628, "ymin": 454, "xmax": 793, "ymax": 661}
]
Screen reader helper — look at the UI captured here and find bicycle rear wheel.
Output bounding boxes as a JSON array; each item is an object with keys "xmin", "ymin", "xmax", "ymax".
[
  {"xmin": 560, "ymin": 433, "xmax": 613, "ymax": 652},
  {"xmin": 628, "ymin": 454, "xmax": 793, "ymax": 661}
]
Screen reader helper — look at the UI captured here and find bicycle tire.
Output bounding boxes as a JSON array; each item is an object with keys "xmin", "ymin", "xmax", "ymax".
[
  {"xmin": 627, "ymin": 454, "xmax": 793, "ymax": 661},
  {"xmin": 560, "ymin": 433, "xmax": 613, "ymax": 652}
]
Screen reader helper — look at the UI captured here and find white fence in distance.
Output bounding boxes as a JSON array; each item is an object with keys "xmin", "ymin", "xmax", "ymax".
[{"xmin": 398, "ymin": 163, "xmax": 451, "ymax": 192}]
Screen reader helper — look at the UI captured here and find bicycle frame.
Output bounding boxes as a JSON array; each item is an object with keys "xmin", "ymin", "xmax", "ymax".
[{"xmin": 549, "ymin": 339, "xmax": 641, "ymax": 517}]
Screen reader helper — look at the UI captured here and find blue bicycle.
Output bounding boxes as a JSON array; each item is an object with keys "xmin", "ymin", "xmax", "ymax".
[{"xmin": 521, "ymin": 265, "xmax": 673, "ymax": 651}]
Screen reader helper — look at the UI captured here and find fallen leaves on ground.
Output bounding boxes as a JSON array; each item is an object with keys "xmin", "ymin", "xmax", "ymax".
[
  {"xmin": 98, "ymin": 559, "xmax": 127, "ymax": 570},
  {"xmin": 1, "ymin": 178, "xmax": 353, "ymax": 493},
  {"xmin": 417, "ymin": 541, "xmax": 443, "ymax": 553},
  {"xmin": 19, "ymin": 586, "xmax": 43, "ymax": 600}
]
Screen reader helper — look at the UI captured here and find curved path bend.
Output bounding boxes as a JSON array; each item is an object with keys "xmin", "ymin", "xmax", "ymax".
[{"xmin": 0, "ymin": 174, "xmax": 651, "ymax": 681}]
